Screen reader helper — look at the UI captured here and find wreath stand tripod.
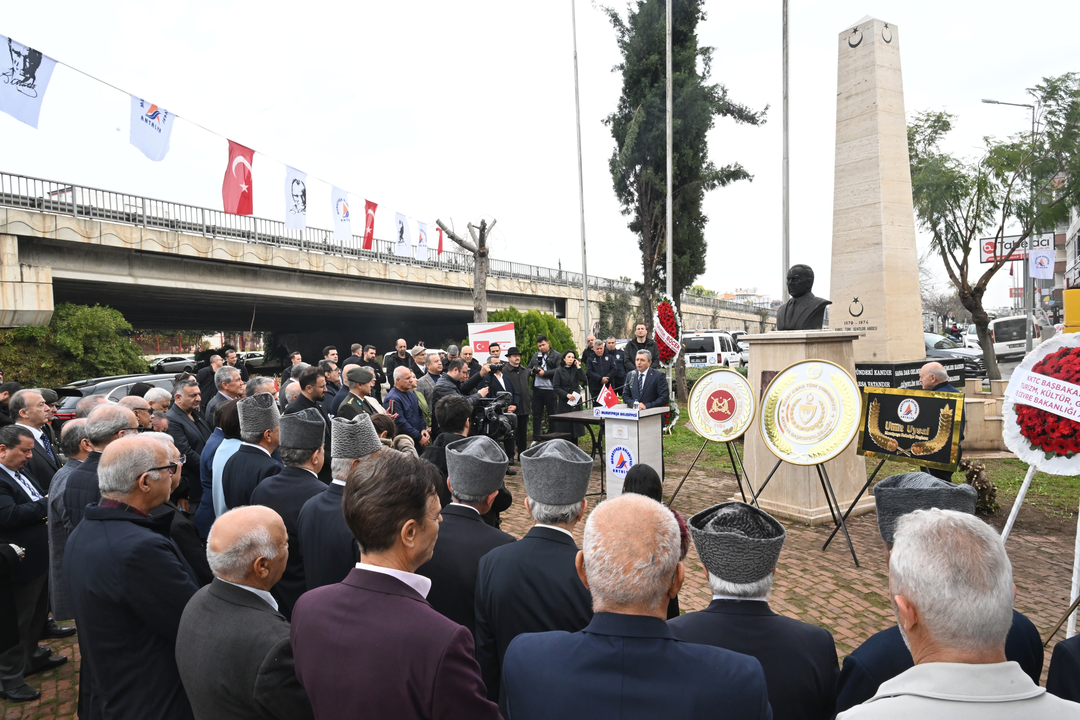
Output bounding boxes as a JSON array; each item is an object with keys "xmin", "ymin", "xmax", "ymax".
[
  {"xmin": 666, "ymin": 439, "xmax": 752, "ymax": 508},
  {"xmin": 751, "ymin": 456, "xmax": 861, "ymax": 567}
]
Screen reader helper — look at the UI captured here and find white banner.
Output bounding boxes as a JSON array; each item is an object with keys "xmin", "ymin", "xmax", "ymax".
[
  {"xmin": 394, "ymin": 213, "xmax": 411, "ymax": 257},
  {"xmin": 1030, "ymin": 247, "xmax": 1056, "ymax": 280},
  {"xmin": 416, "ymin": 221, "xmax": 429, "ymax": 262},
  {"xmin": 332, "ymin": 186, "xmax": 352, "ymax": 242},
  {"xmin": 284, "ymin": 167, "xmax": 307, "ymax": 230},
  {"xmin": 129, "ymin": 96, "xmax": 174, "ymax": 161},
  {"xmin": 1006, "ymin": 369, "xmax": 1080, "ymax": 422},
  {"xmin": 0, "ymin": 35, "xmax": 57, "ymax": 129},
  {"xmin": 467, "ymin": 322, "xmax": 517, "ymax": 364}
]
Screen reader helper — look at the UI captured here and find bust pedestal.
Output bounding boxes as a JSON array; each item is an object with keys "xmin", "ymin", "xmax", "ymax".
[{"xmin": 742, "ymin": 331, "xmax": 872, "ymax": 524}]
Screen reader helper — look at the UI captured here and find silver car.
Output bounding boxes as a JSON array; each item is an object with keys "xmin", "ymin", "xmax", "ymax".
[
  {"xmin": 238, "ymin": 351, "xmax": 265, "ymax": 368},
  {"xmin": 149, "ymin": 354, "xmax": 196, "ymax": 373}
]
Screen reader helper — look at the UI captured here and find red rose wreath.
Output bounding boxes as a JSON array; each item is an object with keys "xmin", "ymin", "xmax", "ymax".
[
  {"xmin": 652, "ymin": 294, "xmax": 682, "ymax": 431},
  {"xmin": 1015, "ymin": 346, "xmax": 1080, "ymax": 459}
]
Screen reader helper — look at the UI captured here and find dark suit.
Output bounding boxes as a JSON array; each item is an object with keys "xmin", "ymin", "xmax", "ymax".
[
  {"xmin": 63, "ymin": 450, "xmax": 102, "ymax": 529},
  {"xmin": 151, "ymin": 501, "xmax": 214, "ymax": 587},
  {"xmin": 668, "ymin": 599, "xmax": 838, "ymax": 720},
  {"xmin": 176, "ymin": 579, "xmax": 314, "ymax": 720},
  {"xmin": 166, "ymin": 404, "xmax": 213, "ymax": 506},
  {"xmin": 834, "ymin": 609, "xmax": 1042, "ymax": 714},
  {"xmin": 474, "ymin": 525, "xmax": 593, "ymax": 705},
  {"xmin": 291, "ymin": 567, "xmax": 500, "ymax": 720},
  {"xmin": 622, "ymin": 367, "xmax": 670, "ymax": 409},
  {"xmin": 416, "ymin": 505, "xmax": 514, "ymax": 633},
  {"xmin": 284, "ymin": 395, "xmax": 333, "ymax": 484},
  {"xmin": 221, "ymin": 445, "xmax": 282, "ymax": 510},
  {"xmin": 503, "ymin": 612, "xmax": 772, "ymax": 720},
  {"xmin": 1048, "ymin": 634, "xmax": 1080, "ymax": 702},
  {"xmin": 296, "ymin": 483, "xmax": 358, "ymax": 591},
  {"xmin": 196, "ymin": 366, "xmax": 217, "ymax": 411},
  {"xmin": 65, "ymin": 504, "xmax": 200, "ymax": 720},
  {"xmin": 0, "ymin": 466, "xmax": 50, "ymax": 692},
  {"xmin": 422, "ymin": 435, "xmax": 512, "ymax": 528},
  {"xmin": 19, "ymin": 427, "xmax": 59, "ymax": 489},
  {"xmin": 250, "ymin": 467, "xmax": 326, "ymax": 618}
]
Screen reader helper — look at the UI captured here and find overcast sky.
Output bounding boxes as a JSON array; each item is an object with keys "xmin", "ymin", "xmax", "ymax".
[{"xmin": 3, "ymin": 1, "xmax": 1077, "ymax": 310}]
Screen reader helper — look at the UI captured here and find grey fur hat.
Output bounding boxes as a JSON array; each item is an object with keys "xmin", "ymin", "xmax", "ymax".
[
  {"xmin": 279, "ymin": 407, "xmax": 325, "ymax": 449},
  {"xmin": 873, "ymin": 472, "xmax": 978, "ymax": 545},
  {"xmin": 520, "ymin": 439, "xmax": 592, "ymax": 505},
  {"xmin": 446, "ymin": 436, "xmax": 508, "ymax": 498},
  {"xmin": 331, "ymin": 414, "xmax": 382, "ymax": 459},
  {"xmin": 689, "ymin": 502, "xmax": 786, "ymax": 584},
  {"xmin": 237, "ymin": 392, "xmax": 279, "ymax": 437}
]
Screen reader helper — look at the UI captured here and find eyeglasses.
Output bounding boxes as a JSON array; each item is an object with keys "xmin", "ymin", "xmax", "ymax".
[{"xmin": 146, "ymin": 456, "xmax": 186, "ymax": 475}]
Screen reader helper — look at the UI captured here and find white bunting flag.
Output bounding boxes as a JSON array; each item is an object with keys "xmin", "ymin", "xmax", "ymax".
[
  {"xmin": 1030, "ymin": 247, "xmax": 1056, "ymax": 280},
  {"xmin": 394, "ymin": 213, "xmax": 411, "ymax": 257},
  {"xmin": 284, "ymin": 167, "xmax": 307, "ymax": 230},
  {"xmin": 416, "ymin": 221, "xmax": 429, "ymax": 262},
  {"xmin": 129, "ymin": 96, "xmax": 175, "ymax": 161},
  {"xmin": 0, "ymin": 35, "xmax": 57, "ymax": 129},
  {"xmin": 332, "ymin": 187, "xmax": 352, "ymax": 242}
]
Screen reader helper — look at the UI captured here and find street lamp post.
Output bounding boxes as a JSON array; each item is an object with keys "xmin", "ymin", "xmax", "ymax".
[{"xmin": 982, "ymin": 97, "xmax": 1038, "ymax": 353}]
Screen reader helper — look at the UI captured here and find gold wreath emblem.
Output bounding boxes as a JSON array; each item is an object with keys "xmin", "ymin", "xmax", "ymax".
[
  {"xmin": 763, "ymin": 374, "xmax": 796, "ymax": 454},
  {"xmin": 808, "ymin": 372, "xmax": 857, "ymax": 460},
  {"xmin": 692, "ymin": 379, "xmax": 752, "ymax": 439},
  {"xmin": 912, "ymin": 406, "xmax": 953, "ymax": 456},
  {"xmin": 867, "ymin": 399, "xmax": 899, "ymax": 452}
]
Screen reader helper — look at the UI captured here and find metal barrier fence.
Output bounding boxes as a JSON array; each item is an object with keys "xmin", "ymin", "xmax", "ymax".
[{"xmin": 0, "ymin": 170, "xmax": 774, "ymax": 316}]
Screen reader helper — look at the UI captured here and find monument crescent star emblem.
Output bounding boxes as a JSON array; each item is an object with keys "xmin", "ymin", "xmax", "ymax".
[
  {"xmin": 848, "ymin": 28, "xmax": 863, "ymax": 48},
  {"xmin": 849, "ymin": 297, "xmax": 864, "ymax": 317}
]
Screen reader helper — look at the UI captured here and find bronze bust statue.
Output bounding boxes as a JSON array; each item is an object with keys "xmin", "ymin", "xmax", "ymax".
[{"xmin": 776, "ymin": 264, "xmax": 831, "ymax": 331}]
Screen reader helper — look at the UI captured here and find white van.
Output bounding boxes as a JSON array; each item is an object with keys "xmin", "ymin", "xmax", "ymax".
[
  {"xmin": 964, "ymin": 317, "xmax": 1042, "ymax": 359},
  {"xmin": 682, "ymin": 330, "xmax": 742, "ymax": 368}
]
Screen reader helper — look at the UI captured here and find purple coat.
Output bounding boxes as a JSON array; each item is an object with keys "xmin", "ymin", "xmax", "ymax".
[{"xmin": 291, "ymin": 567, "xmax": 499, "ymax": 720}]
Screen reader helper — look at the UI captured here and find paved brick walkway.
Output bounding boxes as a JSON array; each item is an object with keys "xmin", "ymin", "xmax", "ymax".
[{"xmin": 6, "ymin": 457, "xmax": 1076, "ymax": 717}]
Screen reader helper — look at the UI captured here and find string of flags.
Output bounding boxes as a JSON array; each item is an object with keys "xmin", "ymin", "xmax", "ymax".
[{"xmin": 0, "ymin": 33, "xmax": 445, "ymax": 257}]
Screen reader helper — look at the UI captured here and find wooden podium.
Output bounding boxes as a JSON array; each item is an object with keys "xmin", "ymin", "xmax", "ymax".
[{"xmin": 593, "ymin": 405, "xmax": 669, "ymax": 497}]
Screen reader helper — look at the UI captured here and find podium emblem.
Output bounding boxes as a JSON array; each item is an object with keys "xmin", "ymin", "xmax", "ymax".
[
  {"xmin": 761, "ymin": 360, "xmax": 861, "ymax": 465},
  {"xmin": 688, "ymin": 368, "xmax": 755, "ymax": 442}
]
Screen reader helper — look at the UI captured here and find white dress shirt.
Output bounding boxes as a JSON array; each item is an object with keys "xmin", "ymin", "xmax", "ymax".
[
  {"xmin": 354, "ymin": 562, "xmax": 432, "ymax": 598},
  {"xmin": 240, "ymin": 442, "xmax": 271, "ymax": 456},
  {"xmin": 534, "ymin": 523, "xmax": 575, "ymax": 540},
  {"xmin": 219, "ymin": 578, "xmax": 279, "ymax": 612}
]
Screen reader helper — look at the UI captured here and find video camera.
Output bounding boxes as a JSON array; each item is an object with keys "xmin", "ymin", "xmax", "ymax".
[{"xmin": 471, "ymin": 391, "xmax": 515, "ymax": 442}]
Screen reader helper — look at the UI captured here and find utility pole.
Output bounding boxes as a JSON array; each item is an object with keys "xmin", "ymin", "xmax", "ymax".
[
  {"xmin": 781, "ymin": 0, "xmax": 790, "ymax": 301},
  {"xmin": 665, "ymin": 0, "xmax": 673, "ymax": 300},
  {"xmin": 571, "ymin": 0, "xmax": 591, "ymax": 339}
]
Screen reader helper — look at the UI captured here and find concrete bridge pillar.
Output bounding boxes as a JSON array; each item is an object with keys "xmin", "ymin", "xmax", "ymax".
[{"xmin": 0, "ymin": 235, "xmax": 53, "ymax": 328}]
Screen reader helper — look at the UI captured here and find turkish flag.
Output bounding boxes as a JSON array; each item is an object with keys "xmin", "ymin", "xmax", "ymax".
[
  {"xmin": 222, "ymin": 140, "xmax": 254, "ymax": 215},
  {"xmin": 362, "ymin": 199, "xmax": 378, "ymax": 250},
  {"xmin": 597, "ymin": 384, "xmax": 619, "ymax": 409},
  {"xmin": 437, "ymin": 226, "xmax": 444, "ymax": 255}
]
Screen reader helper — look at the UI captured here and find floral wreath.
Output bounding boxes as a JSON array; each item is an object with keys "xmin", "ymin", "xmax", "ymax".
[
  {"xmin": 1002, "ymin": 332, "xmax": 1080, "ymax": 475},
  {"xmin": 653, "ymin": 293, "xmax": 682, "ymax": 431}
]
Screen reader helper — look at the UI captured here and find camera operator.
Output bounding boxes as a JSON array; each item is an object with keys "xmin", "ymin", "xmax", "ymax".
[
  {"xmin": 503, "ymin": 347, "xmax": 531, "ymax": 463},
  {"xmin": 484, "ymin": 354, "xmax": 519, "ymax": 474},
  {"xmin": 422, "ymin": 396, "xmax": 512, "ymax": 528},
  {"xmin": 528, "ymin": 335, "xmax": 562, "ymax": 442},
  {"xmin": 431, "ymin": 359, "xmax": 490, "ymax": 436}
]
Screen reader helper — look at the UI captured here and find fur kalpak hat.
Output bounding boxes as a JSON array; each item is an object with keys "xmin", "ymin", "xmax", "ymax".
[
  {"xmin": 689, "ymin": 502, "xmax": 786, "ymax": 584},
  {"xmin": 520, "ymin": 439, "xmax": 592, "ymax": 505},
  {"xmin": 331, "ymin": 414, "xmax": 382, "ymax": 459},
  {"xmin": 237, "ymin": 392, "xmax": 279, "ymax": 437},
  {"xmin": 279, "ymin": 407, "xmax": 325, "ymax": 449},
  {"xmin": 873, "ymin": 472, "xmax": 978, "ymax": 545},
  {"xmin": 446, "ymin": 436, "xmax": 508, "ymax": 497}
]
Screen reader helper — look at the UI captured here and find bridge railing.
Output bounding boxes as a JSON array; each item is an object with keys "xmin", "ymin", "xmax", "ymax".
[{"xmin": 0, "ymin": 170, "xmax": 772, "ymax": 317}]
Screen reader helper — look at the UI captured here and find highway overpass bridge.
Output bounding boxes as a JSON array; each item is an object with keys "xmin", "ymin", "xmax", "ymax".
[{"xmin": 0, "ymin": 172, "xmax": 775, "ymax": 353}]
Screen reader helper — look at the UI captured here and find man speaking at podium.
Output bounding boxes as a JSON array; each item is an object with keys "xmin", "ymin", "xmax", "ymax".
[{"xmin": 622, "ymin": 350, "xmax": 669, "ymax": 410}]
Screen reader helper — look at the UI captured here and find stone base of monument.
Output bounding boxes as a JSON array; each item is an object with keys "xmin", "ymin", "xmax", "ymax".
[{"xmin": 742, "ymin": 331, "xmax": 872, "ymax": 525}]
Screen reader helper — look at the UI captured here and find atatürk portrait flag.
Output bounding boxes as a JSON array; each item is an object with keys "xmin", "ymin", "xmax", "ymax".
[{"xmin": 222, "ymin": 140, "xmax": 254, "ymax": 215}]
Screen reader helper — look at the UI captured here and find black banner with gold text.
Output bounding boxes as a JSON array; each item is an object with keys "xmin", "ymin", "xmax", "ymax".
[{"xmin": 857, "ymin": 387, "xmax": 964, "ymax": 471}]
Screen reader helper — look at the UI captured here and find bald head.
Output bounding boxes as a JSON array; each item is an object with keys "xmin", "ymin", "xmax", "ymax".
[
  {"xmin": 207, "ymin": 506, "xmax": 288, "ymax": 591},
  {"xmin": 580, "ymin": 494, "xmax": 683, "ymax": 616},
  {"xmin": 119, "ymin": 395, "xmax": 153, "ymax": 429},
  {"xmin": 920, "ymin": 362, "xmax": 949, "ymax": 390}
]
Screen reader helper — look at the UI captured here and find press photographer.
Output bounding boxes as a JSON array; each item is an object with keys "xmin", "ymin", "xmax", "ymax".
[
  {"xmin": 483, "ymin": 355, "xmax": 521, "ymax": 468},
  {"xmin": 528, "ymin": 335, "xmax": 562, "ymax": 442}
]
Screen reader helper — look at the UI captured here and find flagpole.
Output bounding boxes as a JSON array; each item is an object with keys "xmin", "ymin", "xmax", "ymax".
[
  {"xmin": 781, "ymin": 0, "xmax": 790, "ymax": 302},
  {"xmin": 571, "ymin": 0, "xmax": 591, "ymax": 340},
  {"xmin": 665, "ymin": 0, "xmax": 674, "ymax": 301}
]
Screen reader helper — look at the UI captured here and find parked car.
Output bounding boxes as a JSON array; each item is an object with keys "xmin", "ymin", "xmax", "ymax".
[
  {"xmin": 730, "ymin": 330, "xmax": 749, "ymax": 345},
  {"xmin": 52, "ymin": 373, "xmax": 179, "ymax": 428},
  {"xmin": 682, "ymin": 330, "xmax": 742, "ymax": 368},
  {"xmin": 924, "ymin": 332, "xmax": 986, "ymax": 378},
  {"xmin": 738, "ymin": 341, "xmax": 749, "ymax": 367},
  {"xmin": 963, "ymin": 317, "xmax": 1044, "ymax": 360},
  {"xmin": 148, "ymin": 354, "xmax": 196, "ymax": 373},
  {"xmin": 238, "ymin": 351, "xmax": 265, "ymax": 368}
]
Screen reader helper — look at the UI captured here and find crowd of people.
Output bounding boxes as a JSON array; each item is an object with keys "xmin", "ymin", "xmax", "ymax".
[{"xmin": 0, "ymin": 335, "xmax": 1079, "ymax": 718}]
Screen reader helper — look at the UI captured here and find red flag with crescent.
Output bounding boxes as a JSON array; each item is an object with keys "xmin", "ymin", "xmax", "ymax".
[
  {"xmin": 222, "ymin": 140, "xmax": 254, "ymax": 215},
  {"xmin": 437, "ymin": 226, "xmax": 444, "ymax": 255},
  {"xmin": 597, "ymin": 384, "xmax": 619, "ymax": 409},
  {"xmin": 362, "ymin": 200, "xmax": 378, "ymax": 250}
]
